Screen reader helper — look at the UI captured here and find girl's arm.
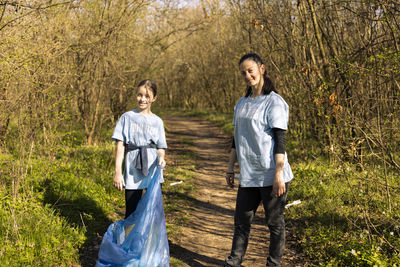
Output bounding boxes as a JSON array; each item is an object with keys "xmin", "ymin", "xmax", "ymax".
[
  {"xmin": 157, "ymin": 148, "xmax": 166, "ymax": 168},
  {"xmin": 226, "ymin": 148, "xmax": 237, "ymax": 188},
  {"xmin": 113, "ymin": 141, "xmax": 125, "ymax": 191}
]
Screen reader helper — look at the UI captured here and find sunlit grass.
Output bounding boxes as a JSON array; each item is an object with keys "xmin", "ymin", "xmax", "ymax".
[
  {"xmin": 287, "ymin": 160, "xmax": 400, "ymax": 266},
  {"xmin": 0, "ymin": 143, "xmax": 124, "ymax": 265}
]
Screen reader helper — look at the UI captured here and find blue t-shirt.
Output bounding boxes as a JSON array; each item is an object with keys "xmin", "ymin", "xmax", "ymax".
[
  {"xmin": 112, "ymin": 110, "xmax": 167, "ymax": 189},
  {"xmin": 233, "ymin": 92, "xmax": 293, "ymax": 187}
]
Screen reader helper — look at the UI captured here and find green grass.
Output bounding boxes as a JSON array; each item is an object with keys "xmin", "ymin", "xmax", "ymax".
[
  {"xmin": 0, "ymin": 191, "xmax": 84, "ymax": 266},
  {"xmin": 287, "ymin": 161, "xmax": 400, "ymax": 266},
  {"xmin": 0, "ymin": 143, "xmax": 124, "ymax": 266},
  {"xmin": 163, "ymin": 162, "xmax": 197, "ymax": 267}
]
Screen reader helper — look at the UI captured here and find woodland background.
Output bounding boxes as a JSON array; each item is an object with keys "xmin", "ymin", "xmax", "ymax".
[{"xmin": 0, "ymin": 0, "xmax": 399, "ymax": 266}]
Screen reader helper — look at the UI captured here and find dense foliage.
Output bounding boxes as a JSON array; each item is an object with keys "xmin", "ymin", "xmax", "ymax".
[{"xmin": 0, "ymin": 0, "xmax": 399, "ymax": 265}]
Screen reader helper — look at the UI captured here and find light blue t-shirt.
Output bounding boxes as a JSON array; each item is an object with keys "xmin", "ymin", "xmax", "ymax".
[
  {"xmin": 112, "ymin": 110, "xmax": 167, "ymax": 189},
  {"xmin": 233, "ymin": 92, "xmax": 293, "ymax": 187}
]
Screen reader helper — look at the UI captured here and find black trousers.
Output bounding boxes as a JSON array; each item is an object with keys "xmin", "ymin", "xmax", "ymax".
[
  {"xmin": 124, "ymin": 184, "xmax": 162, "ymax": 219},
  {"xmin": 124, "ymin": 189, "xmax": 143, "ymax": 219},
  {"xmin": 226, "ymin": 183, "xmax": 289, "ymax": 267}
]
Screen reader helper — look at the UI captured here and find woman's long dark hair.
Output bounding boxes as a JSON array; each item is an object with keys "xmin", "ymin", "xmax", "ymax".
[{"xmin": 239, "ymin": 53, "xmax": 276, "ymax": 97}]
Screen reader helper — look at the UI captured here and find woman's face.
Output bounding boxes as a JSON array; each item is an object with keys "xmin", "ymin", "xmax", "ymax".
[{"xmin": 239, "ymin": 59, "xmax": 265, "ymax": 88}]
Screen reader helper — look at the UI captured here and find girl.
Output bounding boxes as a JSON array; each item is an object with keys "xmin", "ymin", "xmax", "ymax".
[
  {"xmin": 225, "ymin": 53, "xmax": 293, "ymax": 267},
  {"xmin": 112, "ymin": 79, "xmax": 167, "ymax": 219}
]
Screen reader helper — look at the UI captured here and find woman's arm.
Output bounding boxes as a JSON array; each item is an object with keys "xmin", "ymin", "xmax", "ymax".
[
  {"xmin": 272, "ymin": 128, "xmax": 287, "ymax": 197},
  {"xmin": 273, "ymin": 153, "xmax": 286, "ymax": 197},
  {"xmin": 113, "ymin": 141, "xmax": 125, "ymax": 191}
]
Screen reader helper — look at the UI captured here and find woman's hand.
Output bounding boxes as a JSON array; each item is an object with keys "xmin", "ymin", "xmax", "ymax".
[
  {"xmin": 113, "ymin": 172, "xmax": 125, "ymax": 191},
  {"xmin": 272, "ymin": 171, "xmax": 285, "ymax": 197},
  {"xmin": 226, "ymin": 172, "xmax": 235, "ymax": 188}
]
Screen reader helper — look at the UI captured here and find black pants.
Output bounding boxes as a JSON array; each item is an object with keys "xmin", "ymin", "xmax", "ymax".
[
  {"xmin": 226, "ymin": 183, "xmax": 289, "ymax": 267},
  {"xmin": 124, "ymin": 184, "xmax": 162, "ymax": 219},
  {"xmin": 124, "ymin": 189, "xmax": 143, "ymax": 219}
]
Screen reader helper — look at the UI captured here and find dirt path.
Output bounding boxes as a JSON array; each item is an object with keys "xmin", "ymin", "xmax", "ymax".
[{"xmin": 164, "ymin": 116, "xmax": 305, "ymax": 267}]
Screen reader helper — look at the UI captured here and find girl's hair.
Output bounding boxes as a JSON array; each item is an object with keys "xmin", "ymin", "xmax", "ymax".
[
  {"xmin": 239, "ymin": 53, "xmax": 276, "ymax": 97},
  {"xmin": 137, "ymin": 79, "xmax": 157, "ymax": 97}
]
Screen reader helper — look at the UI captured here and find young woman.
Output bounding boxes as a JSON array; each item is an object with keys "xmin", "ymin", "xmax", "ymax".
[
  {"xmin": 112, "ymin": 79, "xmax": 167, "ymax": 218},
  {"xmin": 225, "ymin": 53, "xmax": 293, "ymax": 267}
]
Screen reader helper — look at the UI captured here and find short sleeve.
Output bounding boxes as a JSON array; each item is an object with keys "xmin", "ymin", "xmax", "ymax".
[
  {"xmin": 156, "ymin": 119, "xmax": 167, "ymax": 149},
  {"xmin": 111, "ymin": 115, "xmax": 126, "ymax": 142},
  {"xmin": 267, "ymin": 95, "xmax": 288, "ymax": 130},
  {"xmin": 232, "ymin": 97, "xmax": 244, "ymax": 126}
]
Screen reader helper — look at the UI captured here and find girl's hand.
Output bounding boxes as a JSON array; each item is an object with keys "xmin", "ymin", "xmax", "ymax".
[
  {"xmin": 226, "ymin": 172, "xmax": 235, "ymax": 188},
  {"xmin": 113, "ymin": 172, "xmax": 125, "ymax": 191},
  {"xmin": 272, "ymin": 173, "xmax": 285, "ymax": 197},
  {"xmin": 157, "ymin": 149, "xmax": 166, "ymax": 169},
  {"xmin": 159, "ymin": 157, "xmax": 166, "ymax": 168}
]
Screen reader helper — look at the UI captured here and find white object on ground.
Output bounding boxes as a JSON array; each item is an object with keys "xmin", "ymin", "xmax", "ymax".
[
  {"xmin": 285, "ymin": 199, "xmax": 301, "ymax": 208},
  {"xmin": 169, "ymin": 181, "xmax": 183, "ymax": 186}
]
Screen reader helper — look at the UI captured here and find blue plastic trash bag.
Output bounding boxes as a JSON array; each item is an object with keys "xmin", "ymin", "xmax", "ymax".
[{"xmin": 96, "ymin": 166, "xmax": 169, "ymax": 267}]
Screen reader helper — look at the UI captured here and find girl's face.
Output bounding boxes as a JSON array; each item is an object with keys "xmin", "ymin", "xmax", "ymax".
[
  {"xmin": 136, "ymin": 86, "xmax": 156, "ymax": 112},
  {"xmin": 239, "ymin": 59, "xmax": 265, "ymax": 88}
]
